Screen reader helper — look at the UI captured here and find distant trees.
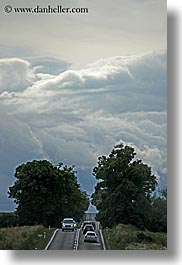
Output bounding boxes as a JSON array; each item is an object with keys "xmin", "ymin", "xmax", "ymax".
[
  {"xmin": 92, "ymin": 143, "xmax": 161, "ymax": 230},
  {"xmin": 8, "ymin": 160, "xmax": 89, "ymax": 227},
  {"xmin": 0, "ymin": 213, "xmax": 19, "ymax": 228},
  {"xmin": 149, "ymin": 187, "xmax": 167, "ymax": 232}
]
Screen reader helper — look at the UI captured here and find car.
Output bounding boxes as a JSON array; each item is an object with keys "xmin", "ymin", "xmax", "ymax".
[
  {"xmin": 62, "ymin": 218, "xmax": 76, "ymax": 231},
  {"xmin": 81, "ymin": 221, "xmax": 96, "ymax": 231},
  {"xmin": 84, "ymin": 231, "xmax": 97, "ymax": 243},
  {"xmin": 82, "ymin": 224, "xmax": 95, "ymax": 234},
  {"xmin": 73, "ymin": 220, "xmax": 77, "ymax": 229}
]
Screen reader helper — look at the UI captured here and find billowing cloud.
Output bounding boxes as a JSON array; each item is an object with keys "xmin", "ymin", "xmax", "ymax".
[
  {"xmin": 0, "ymin": 50, "xmax": 167, "ymax": 210},
  {"xmin": 29, "ymin": 57, "xmax": 71, "ymax": 75},
  {"xmin": 0, "ymin": 58, "xmax": 36, "ymax": 93}
]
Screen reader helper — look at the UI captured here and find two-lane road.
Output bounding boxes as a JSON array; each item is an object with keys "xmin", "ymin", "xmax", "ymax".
[
  {"xmin": 46, "ymin": 227, "xmax": 105, "ymax": 250},
  {"xmin": 46, "ymin": 219, "xmax": 105, "ymax": 250}
]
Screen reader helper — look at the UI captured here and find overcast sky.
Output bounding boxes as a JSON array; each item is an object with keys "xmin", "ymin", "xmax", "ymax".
[
  {"xmin": 0, "ymin": 0, "xmax": 166, "ymax": 65},
  {"xmin": 0, "ymin": 0, "xmax": 167, "ymax": 211}
]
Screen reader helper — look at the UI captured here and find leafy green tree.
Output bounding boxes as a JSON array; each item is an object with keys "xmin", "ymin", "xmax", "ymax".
[
  {"xmin": 92, "ymin": 143, "xmax": 157, "ymax": 229},
  {"xmin": 149, "ymin": 187, "xmax": 167, "ymax": 232},
  {"xmin": 8, "ymin": 160, "xmax": 89, "ymax": 227}
]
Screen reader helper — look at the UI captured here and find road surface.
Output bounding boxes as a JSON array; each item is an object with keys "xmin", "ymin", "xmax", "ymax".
[
  {"xmin": 47, "ymin": 230, "xmax": 76, "ymax": 250},
  {"xmin": 77, "ymin": 228, "xmax": 103, "ymax": 250},
  {"xmin": 46, "ymin": 226, "xmax": 105, "ymax": 250},
  {"xmin": 46, "ymin": 209, "xmax": 105, "ymax": 250}
]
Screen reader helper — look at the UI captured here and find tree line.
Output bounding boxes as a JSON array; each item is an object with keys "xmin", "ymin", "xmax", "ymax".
[{"xmin": 4, "ymin": 142, "xmax": 166, "ymax": 232}]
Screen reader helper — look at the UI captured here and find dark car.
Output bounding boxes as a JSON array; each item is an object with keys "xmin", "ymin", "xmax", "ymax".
[
  {"xmin": 83, "ymin": 224, "xmax": 95, "ymax": 235},
  {"xmin": 81, "ymin": 221, "xmax": 96, "ymax": 231}
]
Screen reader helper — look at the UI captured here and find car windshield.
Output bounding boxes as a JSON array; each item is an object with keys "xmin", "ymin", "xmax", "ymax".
[{"xmin": 64, "ymin": 219, "xmax": 73, "ymax": 223}]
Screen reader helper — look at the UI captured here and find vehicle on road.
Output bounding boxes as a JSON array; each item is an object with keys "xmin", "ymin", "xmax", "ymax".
[
  {"xmin": 62, "ymin": 218, "xmax": 76, "ymax": 231},
  {"xmin": 81, "ymin": 221, "xmax": 96, "ymax": 231},
  {"xmin": 84, "ymin": 231, "xmax": 97, "ymax": 243},
  {"xmin": 83, "ymin": 224, "xmax": 95, "ymax": 235}
]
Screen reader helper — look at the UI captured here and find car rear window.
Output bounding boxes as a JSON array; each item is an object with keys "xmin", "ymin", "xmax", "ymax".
[{"xmin": 87, "ymin": 232, "xmax": 95, "ymax": 236}]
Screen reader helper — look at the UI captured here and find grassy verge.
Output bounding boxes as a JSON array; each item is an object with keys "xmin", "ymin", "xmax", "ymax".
[
  {"xmin": 0, "ymin": 225, "xmax": 55, "ymax": 250},
  {"xmin": 102, "ymin": 224, "xmax": 167, "ymax": 250}
]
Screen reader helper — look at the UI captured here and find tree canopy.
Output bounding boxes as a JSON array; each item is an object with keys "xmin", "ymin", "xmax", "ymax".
[
  {"xmin": 92, "ymin": 143, "xmax": 158, "ymax": 229},
  {"xmin": 8, "ymin": 160, "xmax": 89, "ymax": 227}
]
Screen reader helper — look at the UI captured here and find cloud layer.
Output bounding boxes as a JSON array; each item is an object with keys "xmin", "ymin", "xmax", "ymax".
[{"xmin": 0, "ymin": 50, "xmax": 167, "ymax": 210}]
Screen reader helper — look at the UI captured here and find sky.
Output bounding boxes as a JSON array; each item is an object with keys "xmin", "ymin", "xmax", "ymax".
[
  {"xmin": 0, "ymin": 0, "xmax": 166, "ymax": 65},
  {"xmin": 0, "ymin": 0, "xmax": 167, "ymax": 211}
]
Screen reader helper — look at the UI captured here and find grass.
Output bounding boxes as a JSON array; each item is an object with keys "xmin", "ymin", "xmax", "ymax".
[
  {"xmin": 103, "ymin": 224, "xmax": 167, "ymax": 250},
  {"xmin": 0, "ymin": 225, "xmax": 55, "ymax": 250}
]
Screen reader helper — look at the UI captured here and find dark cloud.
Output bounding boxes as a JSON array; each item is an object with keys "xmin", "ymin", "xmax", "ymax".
[{"xmin": 0, "ymin": 50, "xmax": 167, "ymax": 210}]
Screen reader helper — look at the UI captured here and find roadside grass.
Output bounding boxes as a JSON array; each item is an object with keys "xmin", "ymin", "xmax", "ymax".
[
  {"xmin": 0, "ymin": 225, "xmax": 55, "ymax": 250},
  {"xmin": 103, "ymin": 224, "xmax": 167, "ymax": 250}
]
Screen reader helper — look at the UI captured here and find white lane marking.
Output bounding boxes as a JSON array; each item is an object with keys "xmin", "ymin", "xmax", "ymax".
[
  {"xmin": 99, "ymin": 229, "xmax": 106, "ymax": 250},
  {"xmin": 44, "ymin": 229, "xmax": 59, "ymax": 250},
  {"xmin": 74, "ymin": 229, "xmax": 80, "ymax": 250}
]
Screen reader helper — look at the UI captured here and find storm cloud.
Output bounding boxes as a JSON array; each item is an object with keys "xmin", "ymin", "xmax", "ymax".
[{"xmin": 0, "ymin": 50, "xmax": 167, "ymax": 210}]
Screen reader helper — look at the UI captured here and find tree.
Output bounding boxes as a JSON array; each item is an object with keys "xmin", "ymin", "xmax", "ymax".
[
  {"xmin": 92, "ymin": 143, "xmax": 157, "ymax": 229},
  {"xmin": 8, "ymin": 160, "xmax": 89, "ymax": 227},
  {"xmin": 149, "ymin": 187, "xmax": 167, "ymax": 232},
  {"xmin": 0, "ymin": 213, "xmax": 19, "ymax": 228}
]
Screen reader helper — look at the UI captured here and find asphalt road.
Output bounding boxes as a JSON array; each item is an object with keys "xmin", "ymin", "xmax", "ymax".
[
  {"xmin": 77, "ymin": 229, "xmax": 103, "ymax": 250},
  {"xmin": 46, "ymin": 217, "xmax": 105, "ymax": 250},
  {"xmin": 47, "ymin": 230, "xmax": 76, "ymax": 250}
]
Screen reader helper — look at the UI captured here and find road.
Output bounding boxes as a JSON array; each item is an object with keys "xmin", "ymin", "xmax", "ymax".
[
  {"xmin": 46, "ymin": 209, "xmax": 105, "ymax": 250},
  {"xmin": 77, "ymin": 228, "xmax": 103, "ymax": 250},
  {"xmin": 47, "ymin": 230, "xmax": 77, "ymax": 250},
  {"xmin": 46, "ymin": 226, "xmax": 105, "ymax": 250}
]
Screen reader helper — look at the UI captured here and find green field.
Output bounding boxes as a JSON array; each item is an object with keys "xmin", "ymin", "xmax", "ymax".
[
  {"xmin": 0, "ymin": 225, "xmax": 55, "ymax": 250},
  {"xmin": 103, "ymin": 224, "xmax": 167, "ymax": 250}
]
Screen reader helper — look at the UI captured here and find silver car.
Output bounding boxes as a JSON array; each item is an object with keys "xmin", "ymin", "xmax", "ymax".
[
  {"xmin": 84, "ymin": 231, "xmax": 97, "ymax": 243},
  {"xmin": 62, "ymin": 218, "xmax": 76, "ymax": 231}
]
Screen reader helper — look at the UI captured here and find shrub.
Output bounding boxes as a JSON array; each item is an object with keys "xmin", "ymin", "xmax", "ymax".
[
  {"xmin": 0, "ymin": 225, "xmax": 54, "ymax": 250},
  {"xmin": 103, "ymin": 223, "xmax": 167, "ymax": 250}
]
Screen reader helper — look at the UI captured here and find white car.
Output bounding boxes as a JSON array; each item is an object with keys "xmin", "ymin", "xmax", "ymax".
[
  {"xmin": 84, "ymin": 231, "xmax": 97, "ymax": 243},
  {"xmin": 62, "ymin": 218, "xmax": 76, "ymax": 231}
]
